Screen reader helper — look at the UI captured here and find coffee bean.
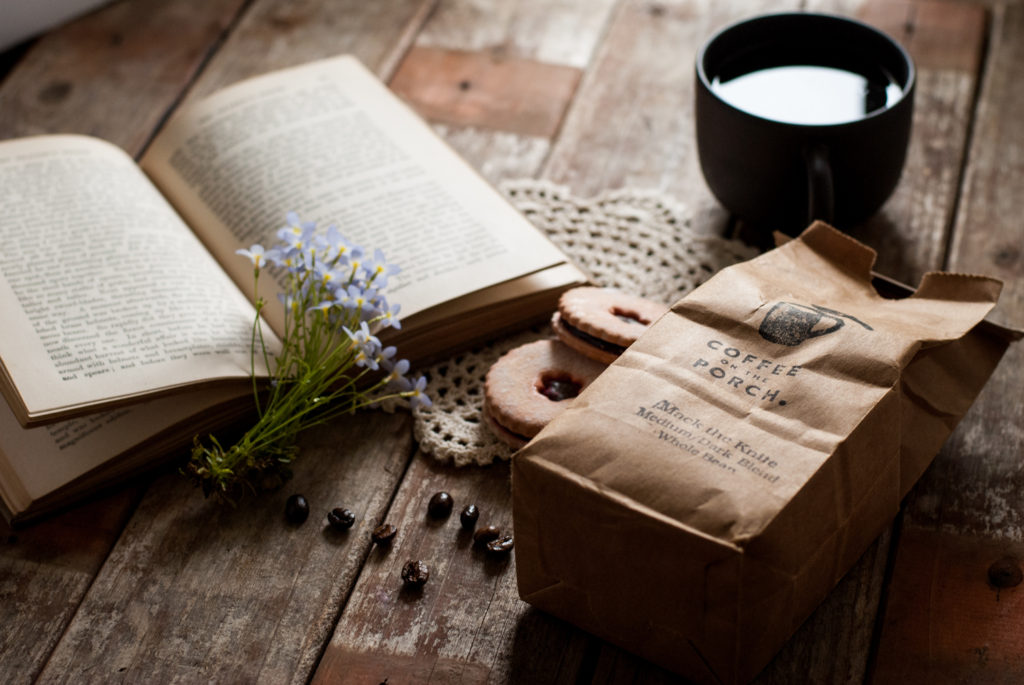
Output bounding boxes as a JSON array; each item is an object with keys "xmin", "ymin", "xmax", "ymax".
[
  {"xmin": 327, "ymin": 507, "xmax": 356, "ymax": 531},
  {"xmin": 401, "ymin": 560, "xmax": 430, "ymax": 587},
  {"xmin": 371, "ymin": 523, "xmax": 397, "ymax": 544},
  {"xmin": 427, "ymin": 491, "xmax": 454, "ymax": 518},
  {"xmin": 473, "ymin": 525, "xmax": 501, "ymax": 545},
  {"xmin": 284, "ymin": 494, "xmax": 309, "ymax": 524},
  {"xmin": 460, "ymin": 504, "xmax": 479, "ymax": 529},
  {"xmin": 486, "ymin": 535, "xmax": 514, "ymax": 555}
]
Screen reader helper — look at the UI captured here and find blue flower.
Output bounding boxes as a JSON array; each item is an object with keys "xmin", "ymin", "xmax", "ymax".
[
  {"xmin": 314, "ymin": 262, "xmax": 345, "ymax": 288},
  {"xmin": 322, "ymin": 224, "xmax": 358, "ymax": 265},
  {"xmin": 236, "ymin": 244, "xmax": 266, "ymax": 268},
  {"xmin": 364, "ymin": 248, "xmax": 401, "ymax": 286},
  {"xmin": 384, "ymin": 357, "xmax": 410, "ymax": 388},
  {"xmin": 406, "ymin": 375, "xmax": 431, "ymax": 409},
  {"xmin": 377, "ymin": 302, "xmax": 402, "ymax": 330},
  {"xmin": 280, "ymin": 211, "xmax": 316, "ymax": 236},
  {"xmin": 378, "ymin": 345, "xmax": 398, "ymax": 366},
  {"xmin": 338, "ymin": 284, "xmax": 376, "ymax": 316},
  {"xmin": 277, "ymin": 221, "xmax": 316, "ymax": 252},
  {"xmin": 309, "ymin": 300, "xmax": 333, "ymax": 319},
  {"xmin": 343, "ymin": 321, "xmax": 382, "ymax": 370},
  {"xmin": 265, "ymin": 245, "xmax": 300, "ymax": 271}
]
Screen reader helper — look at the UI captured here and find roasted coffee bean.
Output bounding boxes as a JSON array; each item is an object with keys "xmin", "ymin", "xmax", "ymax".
[
  {"xmin": 459, "ymin": 504, "xmax": 480, "ymax": 529},
  {"xmin": 486, "ymin": 535, "xmax": 514, "ymax": 555},
  {"xmin": 284, "ymin": 494, "xmax": 309, "ymax": 524},
  {"xmin": 427, "ymin": 491, "xmax": 454, "ymax": 518},
  {"xmin": 327, "ymin": 507, "xmax": 356, "ymax": 531},
  {"xmin": 401, "ymin": 560, "xmax": 430, "ymax": 588},
  {"xmin": 473, "ymin": 525, "xmax": 501, "ymax": 545},
  {"xmin": 371, "ymin": 523, "xmax": 397, "ymax": 544}
]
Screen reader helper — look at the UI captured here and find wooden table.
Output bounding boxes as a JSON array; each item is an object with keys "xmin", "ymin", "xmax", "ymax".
[{"xmin": 2, "ymin": 0, "xmax": 1021, "ymax": 682}]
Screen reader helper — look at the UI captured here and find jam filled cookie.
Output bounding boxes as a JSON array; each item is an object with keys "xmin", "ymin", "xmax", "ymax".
[
  {"xmin": 483, "ymin": 339, "xmax": 606, "ymax": 448},
  {"xmin": 551, "ymin": 287, "xmax": 668, "ymax": 364}
]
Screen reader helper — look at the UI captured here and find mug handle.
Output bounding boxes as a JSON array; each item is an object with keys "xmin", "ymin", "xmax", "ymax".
[{"xmin": 804, "ymin": 143, "xmax": 835, "ymax": 225}]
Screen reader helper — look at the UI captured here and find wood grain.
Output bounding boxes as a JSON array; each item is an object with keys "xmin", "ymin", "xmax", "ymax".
[
  {"xmin": 540, "ymin": 0, "xmax": 792, "ymax": 236},
  {"xmin": 17, "ymin": 1, "xmax": 438, "ymax": 683},
  {"xmin": 0, "ymin": 1, "xmax": 247, "ymax": 682},
  {"xmin": 388, "ymin": 0, "xmax": 618, "ymax": 184},
  {"xmin": 313, "ymin": 456, "xmax": 591, "ymax": 684},
  {"xmin": 873, "ymin": 529, "xmax": 1024, "ymax": 684},
  {"xmin": 183, "ymin": 0, "xmax": 439, "ymax": 98},
  {"xmin": 0, "ymin": 0, "xmax": 248, "ymax": 154},
  {"xmin": 432, "ymin": 123, "xmax": 552, "ymax": 185},
  {"xmin": 0, "ymin": 489, "xmax": 140, "ymax": 684},
  {"xmin": 3, "ymin": 0, "xmax": 1022, "ymax": 683},
  {"xmin": 948, "ymin": 1, "xmax": 1024, "ymax": 320},
  {"xmin": 312, "ymin": 1, "xmax": 621, "ymax": 680},
  {"xmin": 873, "ymin": 4, "xmax": 1024, "ymax": 683},
  {"xmin": 549, "ymin": 0, "xmax": 987, "ymax": 682},
  {"xmin": 803, "ymin": 0, "xmax": 989, "ymax": 284},
  {"xmin": 36, "ymin": 413, "xmax": 414, "ymax": 684},
  {"xmin": 390, "ymin": 46, "xmax": 581, "ymax": 137},
  {"xmin": 414, "ymin": 0, "xmax": 619, "ymax": 68}
]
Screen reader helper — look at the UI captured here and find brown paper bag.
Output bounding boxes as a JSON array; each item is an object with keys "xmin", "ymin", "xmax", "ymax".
[{"xmin": 512, "ymin": 222, "xmax": 1019, "ymax": 684}]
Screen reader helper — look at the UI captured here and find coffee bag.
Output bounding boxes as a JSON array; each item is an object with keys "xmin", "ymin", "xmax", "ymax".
[{"xmin": 512, "ymin": 222, "xmax": 1018, "ymax": 684}]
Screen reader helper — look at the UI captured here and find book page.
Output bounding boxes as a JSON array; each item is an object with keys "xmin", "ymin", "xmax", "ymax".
[
  {"xmin": 0, "ymin": 384, "xmax": 248, "ymax": 515},
  {"xmin": 140, "ymin": 55, "xmax": 569, "ymax": 336},
  {"xmin": 0, "ymin": 136, "xmax": 275, "ymax": 421}
]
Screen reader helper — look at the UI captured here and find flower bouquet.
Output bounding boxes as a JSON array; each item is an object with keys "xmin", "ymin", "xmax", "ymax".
[{"xmin": 185, "ymin": 213, "xmax": 429, "ymax": 502}]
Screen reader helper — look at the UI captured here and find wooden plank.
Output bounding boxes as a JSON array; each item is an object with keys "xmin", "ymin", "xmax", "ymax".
[
  {"xmin": 947, "ymin": 1, "xmax": 1024, "ymax": 320},
  {"xmin": 413, "ymin": 0, "xmax": 618, "ymax": 69},
  {"xmin": 311, "ymin": 1, "xmax": 620, "ymax": 681},
  {"xmin": 315, "ymin": 0, "xmax": 906, "ymax": 682},
  {"xmin": 0, "ymin": 489, "xmax": 140, "ymax": 684},
  {"xmin": 546, "ymin": 0, "xmax": 984, "ymax": 681},
  {"xmin": 36, "ymin": 412, "xmax": 415, "ymax": 684},
  {"xmin": 873, "ymin": 529, "xmax": 1024, "ymax": 684},
  {"xmin": 25, "ymin": 1, "xmax": 435, "ymax": 683},
  {"xmin": 540, "ymin": 0, "xmax": 791, "ymax": 236},
  {"xmin": 840, "ymin": 0, "xmax": 989, "ymax": 283},
  {"xmin": 183, "ymin": 0, "xmax": 438, "ymax": 98},
  {"xmin": 432, "ymin": 123, "xmax": 552, "ymax": 185},
  {"xmin": 0, "ymin": 0, "xmax": 248, "ymax": 154},
  {"xmin": 390, "ymin": 46, "xmax": 582, "ymax": 137},
  {"xmin": 873, "ymin": 4, "xmax": 1024, "ymax": 683},
  {"xmin": 312, "ymin": 456, "xmax": 591, "ymax": 683},
  {"xmin": 777, "ymin": 2, "xmax": 990, "ymax": 682},
  {"xmin": 389, "ymin": 0, "xmax": 618, "ymax": 181},
  {"xmin": 0, "ymin": 2, "xmax": 247, "ymax": 682},
  {"xmin": 542, "ymin": 1, "xmax": 895, "ymax": 680}
]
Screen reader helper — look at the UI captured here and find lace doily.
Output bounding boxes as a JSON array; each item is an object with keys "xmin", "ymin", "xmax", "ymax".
[{"xmin": 412, "ymin": 180, "xmax": 756, "ymax": 466}]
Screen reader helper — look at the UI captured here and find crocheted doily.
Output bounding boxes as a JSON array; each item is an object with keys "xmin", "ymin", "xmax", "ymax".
[{"xmin": 412, "ymin": 180, "xmax": 756, "ymax": 466}]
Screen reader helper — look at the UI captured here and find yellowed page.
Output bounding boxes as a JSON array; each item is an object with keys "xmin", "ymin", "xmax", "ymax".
[
  {"xmin": 0, "ymin": 136, "xmax": 276, "ymax": 421},
  {"xmin": 140, "ymin": 55, "xmax": 569, "ymax": 336},
  {"xmin": 0, "ymin": 385, "xmax": 248, "ymax": 515}
]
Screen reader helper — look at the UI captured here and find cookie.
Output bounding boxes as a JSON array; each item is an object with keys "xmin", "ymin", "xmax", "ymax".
[
  {"xmin": 483, "ymin": 339, "xmax": 606, "ymax": 448},
  {"xmin": 551, "ymin": 287, "xmax": 668, "ymax": 364}
]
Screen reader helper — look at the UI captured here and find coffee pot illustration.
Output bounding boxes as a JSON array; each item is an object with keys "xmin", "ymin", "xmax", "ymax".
[{"xmin": 759, "ymin": 301, "xmax": 872, "ymax": 346}]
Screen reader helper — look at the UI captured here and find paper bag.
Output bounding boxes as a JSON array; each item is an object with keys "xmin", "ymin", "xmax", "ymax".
[{"xmin": 512, "ymin": 222, "xmax": 1019, "ymax": 684}]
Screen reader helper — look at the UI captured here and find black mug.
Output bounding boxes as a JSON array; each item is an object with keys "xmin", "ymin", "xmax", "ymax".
[{"xmin": 695, "ymin": 13, "xmax": 915, "ymax": 231}]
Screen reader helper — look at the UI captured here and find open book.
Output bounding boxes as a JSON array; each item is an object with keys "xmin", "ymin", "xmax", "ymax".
[{"xmin": 0, "ymin": 55, "xmax": 585, "ymax": 523}]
